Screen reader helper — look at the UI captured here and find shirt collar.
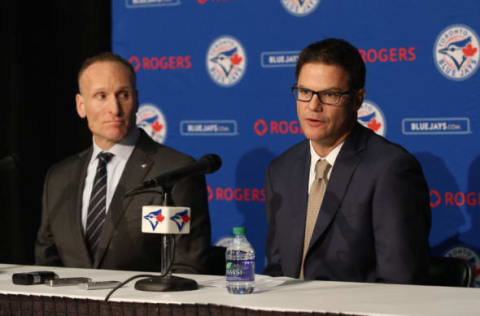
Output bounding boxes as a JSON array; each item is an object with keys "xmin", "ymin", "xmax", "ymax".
[
  {"xmin": 309, "ymin": 140, "xmax": 344, "ymax": 170},
  {"xmin": 91, "ymin": 128, "xmax": 140, "ymax": 162}
]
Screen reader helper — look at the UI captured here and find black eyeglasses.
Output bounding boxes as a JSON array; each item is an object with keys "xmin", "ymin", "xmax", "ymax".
[{"xmin": 291, "ymin": 86, "xmax": 353, "ymax": 105}]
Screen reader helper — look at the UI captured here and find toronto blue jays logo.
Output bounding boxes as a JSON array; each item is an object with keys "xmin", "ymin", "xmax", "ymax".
[
  {"xmin": 144, "ymin": 209, "xmax": 165, "ymax": 231},
  {"xmin": 207, "ymin": 36, "xmax": 246, "ymax": 87},
  {"xmin": 143, "ymin": 208, "xmax": 190, "ymax": 232},
  {"xmin": 136, "ymin": 104, "xmax": 167, "ymax": 144},
  {"xmin": 170, "ymin": 209, "xmax": 190, "ymax": 232},
  {"xmin": 210, "ymin": 47, "xmax": 240, "ymax": 77},
  {"xmin": 434, "ymin": 24, "xmax": 479, "ymax": 81},
  {"xmin": 357, "ymin": 100, "xmax": 386, "ymax": 136},
  {"xmin": 281, "ymin": 0, "xmax": 320, "ymax": 17}
]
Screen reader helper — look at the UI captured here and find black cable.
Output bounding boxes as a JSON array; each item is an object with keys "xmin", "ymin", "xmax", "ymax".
[
  {"xmin": 104, "ymin": 273, "xmax": 156, "ymax": 302},
  {"xmin": 108, "ymin": 187, "xmax": 178, "ymax": 301},
  {"xmin": 104, "ymin": 236, "xmax": 176, "ymax": 302}
]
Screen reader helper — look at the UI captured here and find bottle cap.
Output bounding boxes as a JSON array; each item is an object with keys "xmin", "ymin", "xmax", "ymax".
[{"xmin": 233, "ymin": 226, "xmax": 246, "ymax": 235}]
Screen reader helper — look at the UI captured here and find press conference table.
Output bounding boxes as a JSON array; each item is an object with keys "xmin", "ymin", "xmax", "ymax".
[{"xmin": 0, "ymin": 264, "xmax": 479, "ymax": 316}]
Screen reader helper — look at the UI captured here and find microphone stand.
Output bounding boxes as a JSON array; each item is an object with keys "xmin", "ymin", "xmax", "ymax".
[{"xmin": 133, "ymin": 186, "xmax": 199, "ymax": 292}]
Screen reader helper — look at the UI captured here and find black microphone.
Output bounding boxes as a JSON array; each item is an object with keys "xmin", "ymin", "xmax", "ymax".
[
  {"xmin": 0, "ymin": 153, "xmax": 20, "ymax": 172},
  {"xmin": 134, "ymin": 154, "xmax": 222, "ymax": 191}
]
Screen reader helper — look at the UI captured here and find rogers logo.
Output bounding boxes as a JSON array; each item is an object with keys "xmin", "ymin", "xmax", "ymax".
[
  {"xmin": 430, "ymin": 190, "xmax": 480, "ymax": 208},
  {"xmin": 207, "ymin": 185, "xmax": 265, "ymax": 202},
  {"xmin": 129, "ymin": 55, "xmax": 192, "ymax": 72},
  {"xmin": 129, "ymin": 56, "xmax": 141, "ymax": 71},
  {"xmin": 254, "ymin": 119, "xmax": 304, "ymax": 136},
  {"xmin": 358, "ymin": 47, "xmax": 416, "ymax": 63}
]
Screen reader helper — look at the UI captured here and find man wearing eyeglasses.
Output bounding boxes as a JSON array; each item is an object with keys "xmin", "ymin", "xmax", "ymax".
[{"xmin": 264, "ymin": 38, "xmax": 431, "ymax": 284}]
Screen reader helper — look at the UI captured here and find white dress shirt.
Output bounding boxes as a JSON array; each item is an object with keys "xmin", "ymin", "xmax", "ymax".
[
  {"xmin": 81, "ymin": 129, "xmax": 140, "ymax": 233},
  {"xmin": 308, "ymin": 140, "xmax": 344, "ymax": 192}
]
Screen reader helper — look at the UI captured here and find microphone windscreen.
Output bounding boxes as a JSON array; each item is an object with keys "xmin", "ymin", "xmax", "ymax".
[
  {"xmin": 199, "ymin": 154, "xmax": 222, "ymax": 174},
  {"xmin": 141, "ymin": 206, "xmax": 191, "ymax": 234}
]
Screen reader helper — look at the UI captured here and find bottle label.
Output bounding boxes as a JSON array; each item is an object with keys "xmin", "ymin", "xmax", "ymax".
[{"xmin": 226, "ymin": 259, "xmax": 255, "ymax": 282}]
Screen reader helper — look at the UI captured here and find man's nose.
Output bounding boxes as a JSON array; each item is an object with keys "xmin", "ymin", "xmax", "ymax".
[
  {"xmin": 107, "ymin": 95, "xmax": 122, "ymax": 115},
  {"xmin": 307, "ymin": 93, "xmax": 324, "ymax": 111}
]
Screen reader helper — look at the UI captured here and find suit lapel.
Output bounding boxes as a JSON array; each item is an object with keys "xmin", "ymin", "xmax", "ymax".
[
  {"xmin": 284, "ymin": 142, "xmax": 310, "ymax": 272},
  {"xmin": 307, "ymin": 124, "xmax": 369, "ymax": 252},
  {"xmin": 69, "ymin": 149, "xmax": 94, "ymax": 266},
  {"xmin": 93, "ymin": 132, "xmax": 155, "ymax": 267}
]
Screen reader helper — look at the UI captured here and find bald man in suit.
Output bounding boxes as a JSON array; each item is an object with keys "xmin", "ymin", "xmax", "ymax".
[{"xmin": 35, "ymin": 52, "xmax": 211, "ymax": 273}]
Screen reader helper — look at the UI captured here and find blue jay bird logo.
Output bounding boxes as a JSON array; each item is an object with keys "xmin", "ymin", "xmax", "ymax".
[
  {"xmin": 358, "ymin": 112, "xmax": 376, "ymax": 125},
  {"xmin": 281, "ymin": 0, "xmax": 320, "ymax": 17},
  {"xmin": 137, "ymin": 114, "xmax": 159, "ymax": 136},
  {"xmin": 438, "ymin": 37, "xmax": 474, "ymax": 71},
  {"xmin": 144, "ymin": 209, "xmax": 165, "ymax": 231},
  {"xmin": 358, "ymin": 112, "xmax": 382, "ymax": 134},
  {"xmin": 357, "ymin": 101, "xmax": 385, "ymax": 136},
  {"xmin": 206, "ymin": 36, "xmax": 246, "ymax": 87},
  {"xmin": 434, "ymin": 25, "xmax": 479, "ymax": 81},
  {"xmin": 136, "ymin": 104, "xmax": 167, "ymax": 143},
  {"xmin": 170, "ymin": 210, "xmax": 190, "ymax": 232},
  {"xmin": 210, "ymin": 47, "xmax": 241, "ymax": 77}
]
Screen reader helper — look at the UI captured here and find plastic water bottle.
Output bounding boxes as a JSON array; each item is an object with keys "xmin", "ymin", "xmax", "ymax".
[{"xmin": 225, "ymin": 226, "xmax": 255, "ymax": 294}]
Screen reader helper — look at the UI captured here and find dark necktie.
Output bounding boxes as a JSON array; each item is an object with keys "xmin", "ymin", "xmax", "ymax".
[
  {"xmin": 86, "ymin": 152, "xmax": 114, "ymax": 257},
  {"xmin": 300, "ymin": 159, "xmax": 331, "ymax": 279}
]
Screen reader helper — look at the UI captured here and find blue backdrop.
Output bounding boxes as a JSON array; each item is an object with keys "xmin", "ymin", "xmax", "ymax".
[{"xmin": 113, "ymin": 0, "xmax": 480, "ymax": 282}]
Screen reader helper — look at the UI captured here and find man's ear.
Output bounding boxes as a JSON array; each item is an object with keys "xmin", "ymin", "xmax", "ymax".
[
  {"xmin": 76, "ymin": 93, "xmax": 87, "ymax": 118},
  {"xmin": 353, "ymin": 89, "xmax": 366, "ymax": 111},
  {"xmin": 134, "ymin": 89, "xmax": 139, "ymax": 112}
]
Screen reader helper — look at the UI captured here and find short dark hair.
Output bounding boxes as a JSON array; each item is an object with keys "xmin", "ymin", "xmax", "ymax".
[
  {"xmin": 295, "ymin": 38, "xmax": 366, "ymax": 91},
  {"xmin": 77, "ymin": 52, "xmax": 136, "ymax": 91}
]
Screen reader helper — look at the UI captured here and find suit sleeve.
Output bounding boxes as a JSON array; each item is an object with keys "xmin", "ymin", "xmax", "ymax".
[
  {"xmin": 263, "ymin": 162, "xmax": 284, "ymax": 277},
  {"xmin": 170, "ymin": 174, "xmax": 212, "ymax": 274},
  {"xmin": 372, "ymin": 152, "xmax": 431, "ymax": 284},
  {"xmin": 34, "ymin": 167, "xmax": 62, "ymax": 266}
]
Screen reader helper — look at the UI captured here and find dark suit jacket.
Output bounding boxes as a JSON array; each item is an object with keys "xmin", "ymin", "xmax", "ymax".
[
  {"xmin": 35, "ymin": 130, "xmax": 211, "ymax": 273},
  {"xmin": 264, "ymin": 123, "xmax": 431, "ymax": 284}
]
